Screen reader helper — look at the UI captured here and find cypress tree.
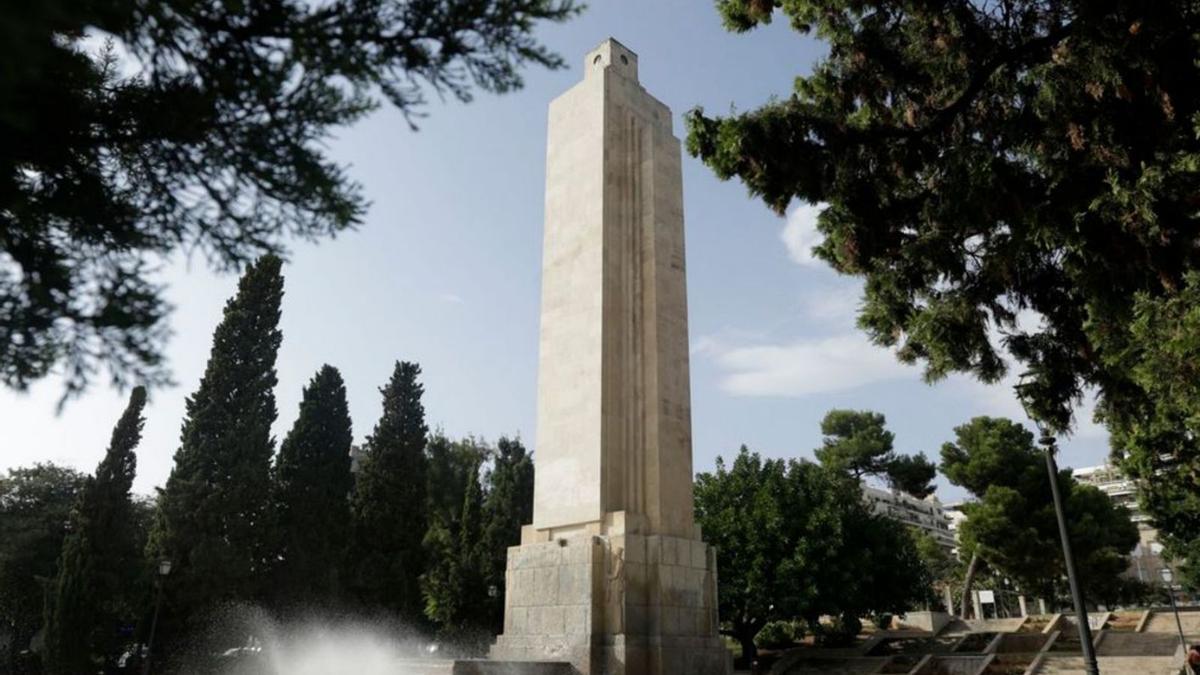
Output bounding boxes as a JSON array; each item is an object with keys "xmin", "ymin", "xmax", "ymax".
[
  {"xmin": 349, "ymin": 361, "xmax": 428, "ymax": 621},
  {"xmin": 44, "ymin": 386, "xmax": 147, "ymax": 674},
  {"xmin": 421, "ymin": 457, "xmax": 487, "ymax": 637},
  {"xmin": 480, "ymin": 437, "xmax": 534, "ymax": 631},
  {"xmin": 272, "ymin": 365, "xmax": 354, "ymax": 607},
  {"xmin": 149, "ymin": 254, "xmax": 283, "ymax": 635}
]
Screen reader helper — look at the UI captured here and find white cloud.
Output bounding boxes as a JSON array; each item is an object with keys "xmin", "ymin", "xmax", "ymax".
[
  {"xmin": 797, "ymin": 283, "xmax": 862, "ymax": 326},
  {"xmin": 437, "ymin": 292, "xmax": 465, "ymax": 305},
  {"xmin": 781, "ymin": 202, "xmax": 826, "ymax": 266},
  {"xmin": 704, "ymin": 332, "xmax": 913, "ymax": 397}
]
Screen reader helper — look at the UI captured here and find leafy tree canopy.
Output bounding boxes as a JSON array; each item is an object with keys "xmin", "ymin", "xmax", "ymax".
[
  {"xmin": 816, "ymin": 409, "xmax": 937, "ymax": 498},
  {"xmin": 0, "ymin": 464, "xmax": 86, "ymax": 672},
  {"xmin": 1109, "ymin": 274, "xmax": 1200, "ymax": 586},
  {"xmin": 422, "ymin": 453, "xmax": 488, "ymax": 646},
  {"xmin": 942, "ymin": 417, "xmax": 1138, "ymax": 600},
  {"xmin": 426, "ymin": 432, "xmax": 489, "ymax": 528},
  {"xmin": 686, "ymin": 1, "xmax": 1200, "ymax": 575},
  {"xmin": 0, "ymin": 0, "xmax": 580, "ymax": 401},
  {"xmin": 421, "ymin": 434, "xmax": 534, "ymax": 640},
  {"xmin": 688, "ymin": 0, "xmax": 1200, "ymax": 431},
  {"xmin": 696, "ymin": 446, "xmax": 926, "ymax": 666},
  {"xmin": 910, "ymin": 528, "xmax": 959, "ymax": 611}
]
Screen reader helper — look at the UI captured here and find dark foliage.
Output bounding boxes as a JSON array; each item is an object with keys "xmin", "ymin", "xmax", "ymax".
[
  {"xmin": 349, "ymin": 361, "xmax": 429, "ymax": 623},
  {"xmin": 942, "ymin": 417, "xmax": 1139, "ymax": 601},
  {"xmin": 272, "ymin": 365, "xmax": 355, "ymax": 608},
  {"xmin": 687, "ymin": 0, "xmax": 1200, "ymax": 579},
  {"xmin": 44, "ymin": 386, "xmax": 147, "ymax": 673},
  {"xmin": 816, "ymin": 409, "xmax": 937, "ymax": 498},
  {"xmin": 0, "ymin": 465, "xmax": 86, "ymax": 673},
  {"xmin": 0, "ymin": 0, "xmax": 580, "ymax": 401},
  {"xmin": 695, "ymin": 446, "xmax": 926, "ymax": 666},
  {"xmin": 148, "ymin": 254, "xmax": 283, "ymax": 650}
]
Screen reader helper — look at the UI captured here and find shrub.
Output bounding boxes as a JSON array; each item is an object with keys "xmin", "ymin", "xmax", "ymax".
[{"xmin": 755, "ymin": 620, "xmax": 803, "ymax": 650}]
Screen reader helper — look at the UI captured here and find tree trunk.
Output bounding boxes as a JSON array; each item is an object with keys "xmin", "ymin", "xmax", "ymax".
[
  {"xmin": 724, "ymin": 622, "xmax": 760, "ymax": 670},
  {"xmin": 738, "ymin": 630, "xmax": 758, "ymax": 670},
  {"xmin": 960, "ymin": 551, "xmax": 980, "ymax": 619}
]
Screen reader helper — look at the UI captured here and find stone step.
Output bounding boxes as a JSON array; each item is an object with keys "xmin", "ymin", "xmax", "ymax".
[
  {"xmin": 1033, "ymin": 655, "xmax": 1183, "ymax": 675},
  {"xmin": 1142, "ymin": 611, "xmax": 1200, "ymax": 638},
  {"xmin": 1095, "ymin": 631, "xmax": 1183, "ymax": 657}
]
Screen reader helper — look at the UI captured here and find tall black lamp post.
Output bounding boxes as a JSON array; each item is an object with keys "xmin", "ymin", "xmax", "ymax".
[
  {"xmin": 1160, "ymin": 568, "xmax": 1188, "ymax": 659},
  {"xmin": 1039, "ymin": 430, "xmax": 1099, "ymax": 675},
  {"xmin": 142, "ymin": 558, "xmax": 172, "ymax": 675}
]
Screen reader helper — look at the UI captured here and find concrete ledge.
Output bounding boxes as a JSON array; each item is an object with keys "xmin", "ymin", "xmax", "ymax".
[
  {"xmin": 1134, "ymin": 610, "xmax": 1153, "ymax": 633},
  {"xmin": 900, "ymin": 612, "xmax": 954, "ymax": 635},
  {"xmin": 1042, "ymin": 615, "xmax": 1063, "ymax": 635}
]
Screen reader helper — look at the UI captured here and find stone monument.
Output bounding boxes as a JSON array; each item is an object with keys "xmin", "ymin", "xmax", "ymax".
[{"xmin": 489, "ymin": 39, "xmax": 730, "ymax": 675}]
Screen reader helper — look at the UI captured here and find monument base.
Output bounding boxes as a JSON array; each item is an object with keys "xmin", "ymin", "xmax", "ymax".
[{"xmin": 490, "ymin": 513, "xmax": 731, "ymax": 675}]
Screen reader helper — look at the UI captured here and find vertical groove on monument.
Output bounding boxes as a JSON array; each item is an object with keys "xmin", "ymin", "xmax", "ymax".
[{"xmin": 490, "ymin": 39, "xmax": 731, "ymax": 675}]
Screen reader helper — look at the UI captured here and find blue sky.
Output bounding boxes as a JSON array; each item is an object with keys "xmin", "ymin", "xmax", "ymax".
[{"xmin": 2, "ymin": 1, "xmax": 1111, "ymax": 501}]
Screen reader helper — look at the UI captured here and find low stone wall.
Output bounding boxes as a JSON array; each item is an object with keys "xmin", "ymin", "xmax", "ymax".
[
  {"xmin": 966, "ymin": 619, "xmax": 1028, "ymax": 634},
  {"xmin": 901, "ymin": 613, "xmax": 954, "ymax": 635}
]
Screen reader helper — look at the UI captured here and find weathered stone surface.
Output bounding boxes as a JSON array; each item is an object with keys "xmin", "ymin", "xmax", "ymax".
[
  {"xmin": 491, "ymin": 38, "xmax": 730, "ymax": 675},
  {"xmin": 531, "ymin": 37, "xmax": 695, "ymax": 541}
]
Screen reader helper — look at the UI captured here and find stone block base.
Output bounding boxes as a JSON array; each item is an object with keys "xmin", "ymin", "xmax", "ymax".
[
  {"xmin": 491, "ymin": 522, "xmax": 731, "ymax": 675},
  {"xmin": 491, "ymin": 634, "xmax": 730, "ymax": 675}
]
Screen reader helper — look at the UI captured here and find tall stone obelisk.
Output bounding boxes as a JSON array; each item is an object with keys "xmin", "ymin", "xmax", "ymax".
[{"xmin": 490, "ymin": 39, "xmax": 730, "ymax": 675}]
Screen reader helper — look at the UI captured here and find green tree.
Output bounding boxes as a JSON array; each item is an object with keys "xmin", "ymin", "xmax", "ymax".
[
  {"xmin": 695, "ymin": 446, "xmax": 925, "ymax": 666},
  {"xmin": 148, "ymin": 255, "xmax": 283, "ymax": 643},
  {"xmin": 0, "ymin": 465, "xmax": 86, "ymax": 673},
  {"xmin": 0, "ymin": 0, "xmax": 580, "ymax": 400},
  {"xmin": 910, "ymin": 529, "xmax": 959, "ymax": 612},
  {"xmin": 426, "ymin": 433, "xmax": 488, "ymax": 528},
  {"xmin": 1108, "ymin": 276, "xmax": 1200, "ymax": 586},
  {"xmin": 422, "ymin": 456, "xmax": 489, "ymax": 645},
  {"xmin": 272, "ymin": 365, "xmax": 354, "ymax": 608},
  {"xmin": 350, "ymin": 361, "xmax": 429, "ymax": 622},
  {"xmin": 816, "ymin": 409, "xmax": 937, "ymax": 498},
  {"xmin": 44, "ymin": 386, "xmax": 147, "ymax": 674},
  {"xmin": 941, "ymin": 417, "xmax": 1138, "ymax": 611},
  {"xmin": 480, "ymin": 436, "xmax": 534, "ymax": 632},
  {"xmin": 686, "ymin": 1, "xmax": 1200, "ymax": 580}
]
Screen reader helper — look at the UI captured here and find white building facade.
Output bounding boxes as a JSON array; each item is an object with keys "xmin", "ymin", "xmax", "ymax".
[
  {"xmin": 1072, "ymin": 464, "xmax": 1171, "ymax": 583},
  {"xmin": 862, "ymin": 484, "xmax": 957, "ymax": 553}
]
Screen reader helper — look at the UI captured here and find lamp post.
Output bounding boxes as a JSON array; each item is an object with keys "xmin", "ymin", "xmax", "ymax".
[
  {"xmin": 1160, "ymin": 568, "xmax": 1188, "ymax": 660},
  {"xmin": 141, "ymin": 559, "xmax": 172, "ymax": 675},
  {"xmin": 1040, "ymin": 430, "xmax": 1099, "ymax": 675}
]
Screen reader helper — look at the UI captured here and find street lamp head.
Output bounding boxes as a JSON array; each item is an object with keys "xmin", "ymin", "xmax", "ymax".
[
  {"xmin": 1037, "ymin": 428, "xmax": 1057, "ymax": 450},
  {"xmin": 1160, "ymin": 567, "xmax": 1173, "ymax": 584},
  {"xmin": 158, "ymin": 559, "xmax": 173, "ymax": 577}
]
